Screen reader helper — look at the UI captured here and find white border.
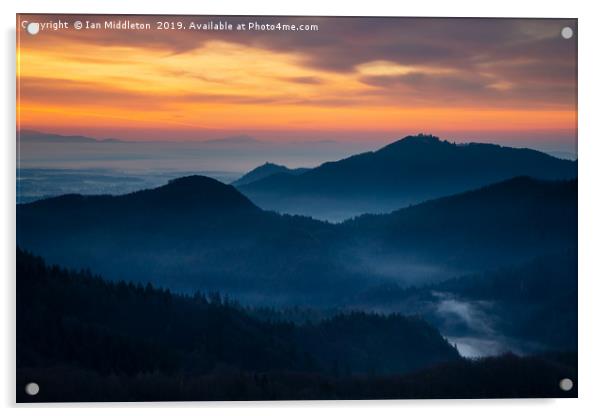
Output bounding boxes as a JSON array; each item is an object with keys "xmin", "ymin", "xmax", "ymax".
[{"xmin": 3, "ymin": 0, "xmax": 601, "ymax": 414}]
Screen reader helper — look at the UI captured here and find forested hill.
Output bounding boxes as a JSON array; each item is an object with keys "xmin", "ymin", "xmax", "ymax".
[
  {"xmin": 17, "ymin": 175, "xmax": 577, "ymax": 301},
  {"xmin": 339, "ymin": 176, "xmax": 577, "ymax": 269},
  {"xmin": 17, "ymin": 248, "xmax": 459, "ymax": 379},
  {"xmin": 16, "ymin": 248, "xmax": 577, "ymax": 402}
]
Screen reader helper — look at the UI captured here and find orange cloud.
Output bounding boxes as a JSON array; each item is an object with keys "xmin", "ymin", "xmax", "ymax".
[{"xmin": 17, "ymin": 14, "xmax": 577, "ymax": 144}]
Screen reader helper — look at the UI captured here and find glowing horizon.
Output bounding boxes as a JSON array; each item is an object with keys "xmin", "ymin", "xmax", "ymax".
[{"xmin": 17, "ymin": 15, "xmax": 577, "ymax": 151}]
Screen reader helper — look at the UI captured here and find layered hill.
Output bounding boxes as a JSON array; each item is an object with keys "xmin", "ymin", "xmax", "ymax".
[
  {"xmin": 16, "ymin": 248, "xmax": 576, "ymax": 402},
  {"xmin": 232, "ymin": 162, "xmax": 309, "ymax": 186},
  {"xmin": 17, "ymin": 174, "xmax": 576, "ymax": 303},
  {"xmin": 17, "ymin": 175, "xmax": 339, "ymax": 301},
  {"xmin": 237, "ymin": 134, "xmax": 577, "ymax": 221},
  {"xmin": 339, "ymin": 176, "xmax": 577, "ymax": 270},
  {"xmin": 17, "ymin": 248, "xmax": 459, "ymax": 380}
]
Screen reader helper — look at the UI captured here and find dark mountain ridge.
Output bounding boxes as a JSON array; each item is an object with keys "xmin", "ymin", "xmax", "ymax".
[
  {"xmin": 17, "ymin": 175, "xmax": 338, "ymax": 299},
  {"xmin": 25, "ymin": 175, "xmax": 257, "ymax": 212},
  {"xmin": 329, "ymin": 176, "xmax": 577, "ymax": 293},
  {"xmin": 17, "ymin": 173, "xmax": 576, "ymax": 303},
  {"xmin": 232, "ymin": 162, "xmax": 309, "ymax": 186},
  {"xmin": 341, "ymin": 176, "xmax": 576, "ymax": 261},
  {"xmin": 237, "ymin": 134, "xmax": 577, "ymax": 221}
]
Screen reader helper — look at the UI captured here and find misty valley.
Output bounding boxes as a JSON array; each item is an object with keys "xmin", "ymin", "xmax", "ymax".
[{"xmin": 16, "ymin": 134, "xmax": 577, "ymax": 401}]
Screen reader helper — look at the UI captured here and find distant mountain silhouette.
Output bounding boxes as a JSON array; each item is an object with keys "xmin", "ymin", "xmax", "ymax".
[
  {"xmin": 232, "ymin": 162, "xmax": 309, "ymax": 186},
  {"xmin": 19, "ymin": 130, "xmax": 124, "ymax": 143},
  {"xmin": 237, "ymin": 134, "xmax": 577, "ymax": 221},
  {"xmin": 201, "ymin": 135, "xmax": 263, "ymax": 146}
]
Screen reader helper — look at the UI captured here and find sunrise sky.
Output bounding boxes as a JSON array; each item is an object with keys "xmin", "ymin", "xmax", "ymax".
[{"xmin": 17, "ymin": 15, "xmax": 577, "ymax": 152}]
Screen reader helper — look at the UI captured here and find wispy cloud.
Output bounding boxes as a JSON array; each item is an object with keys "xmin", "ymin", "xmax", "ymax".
[{"xmin": 17, "ymin": 15, "xmax": 576, "ymax": 146}]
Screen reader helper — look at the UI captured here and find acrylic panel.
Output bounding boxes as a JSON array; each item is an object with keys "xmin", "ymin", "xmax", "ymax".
[{"xmin": 16, "ymin": 14, "xmax": 577, "ymax": 402}]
